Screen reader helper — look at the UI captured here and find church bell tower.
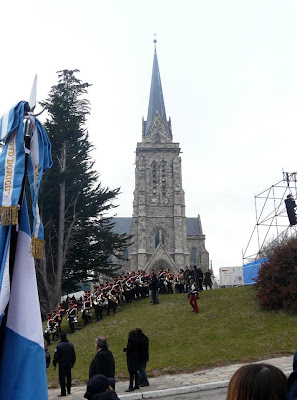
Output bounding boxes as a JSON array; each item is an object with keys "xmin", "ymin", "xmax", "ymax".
[{"xmin": 130, "ymin": 43, "xmax": 189, "ymax": 274}]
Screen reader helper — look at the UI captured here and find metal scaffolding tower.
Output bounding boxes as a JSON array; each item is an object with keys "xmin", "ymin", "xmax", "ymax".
[{"xmin": 243, "ymin": 171, "xmax": 297, "ymax": 264}]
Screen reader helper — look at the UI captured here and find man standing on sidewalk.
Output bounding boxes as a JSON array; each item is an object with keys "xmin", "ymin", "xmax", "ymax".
[
  {"xmin": 89, "ymin": 336, "xmax": 115, "ymax": 386},
  {"xmin": 136, "ymin": 328, "xmax": 150, "ymax": 387},
  {"xmin": 53, "ymin": 332, "xmax": 76, "ymax": 397}
]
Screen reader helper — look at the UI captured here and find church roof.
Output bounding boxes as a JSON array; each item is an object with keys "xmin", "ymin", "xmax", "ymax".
[
  {"xmin": 144, "ymin": 48, "xmax": 170, "ymax": 136},
  {"xmin": 111, "ymin": 217, "xmax": 133, "ymax": 235},
  {"xmin": 186, "ymin": 218, "xmax": 202, "ymax": 236},
  {"xmin": 112, "ymin": 217, "xmax": 202, "ymax": 236}
]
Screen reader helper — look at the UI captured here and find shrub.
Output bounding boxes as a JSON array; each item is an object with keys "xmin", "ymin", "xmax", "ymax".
[{"xmin": 254, "ymin": 237, "xmax": 297, "ymax": 312}]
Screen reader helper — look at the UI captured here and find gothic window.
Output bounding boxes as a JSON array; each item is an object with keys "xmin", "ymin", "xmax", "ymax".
[
  {"xmin": 161, "ymin": 161, "xmax": 166, "ymax": 196},
  {"xmin": 191, "ymin": 248, "xmax": 197, "ymax": 264},
  {"xmin": 155, "ymin": 231, "xmax": 159, "ymax": 248},
  {"xmin": 155, "ymin": 228, "xmax": 166, "ymax": 248},
  {"xmin": 152, "ymin": 162, "xmax": 157, "ymax": 195},
  {"xmin": 161, "ymin": 230, "xmax": 165, "ymax": 245}
]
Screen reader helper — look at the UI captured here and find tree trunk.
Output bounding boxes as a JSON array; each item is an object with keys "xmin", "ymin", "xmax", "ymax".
[{"xmin": 53, "ymin": 141, "xmax": 67, "ymax": 307}]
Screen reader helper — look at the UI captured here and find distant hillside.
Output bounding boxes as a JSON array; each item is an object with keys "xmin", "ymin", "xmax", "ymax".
[{"xmin": 46, "ymin": 287, "xmax": 297, "ymax": 387}]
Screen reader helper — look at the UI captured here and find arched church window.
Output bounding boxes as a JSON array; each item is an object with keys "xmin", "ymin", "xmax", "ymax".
[
  {"xmin": 155, "ymin": 228, "xmax": 166, "ymax": 248},
  {"xmin": 161, "ymin": 161, "xmax": 166, "ymax": 195},
  {"xmin": 152, "ymin": 162, "xmax": 157, "ymax": 194},
  {"xmin": 161, "ymin": 230, "xmax": 165, "ymax": 245},
  {"xmin": 155, "ymin": 231, "xmax": 159, "ymax": 248},
  {"xmin": 191, "ymin": 248, "xmax": 197, "ymax": 264}
]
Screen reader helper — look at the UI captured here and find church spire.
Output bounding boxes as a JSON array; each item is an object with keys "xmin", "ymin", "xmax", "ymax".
[{"xmin": 144, "ymin": 42, "xmax": 170, "ymax": 136}]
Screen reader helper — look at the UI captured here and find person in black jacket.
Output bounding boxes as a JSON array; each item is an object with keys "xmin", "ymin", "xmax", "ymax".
[
  {"xmin": 84, "ymin": 374, "xmax": 120, "ymax": 400},
  {"xmin": 53, "ymin": 332, "xmax": 76, "ymax": 397},
  {"xmin": 89, "ymin": 337, "xmax": 115, "ymax": 386},
  {"xmin": 195, "ymin": 266, "xmax": 204, "ymax": 291},
  {"xmin": 123, "ymin": 330, "xmax": 140, "ymax": 392},
  {"xmin": 150, "ymin": 273, "xmax": 159, "ymax": 304},
  {"xmin": 136, "ymin": 328, "xmax": 149, "ymax": 387}
]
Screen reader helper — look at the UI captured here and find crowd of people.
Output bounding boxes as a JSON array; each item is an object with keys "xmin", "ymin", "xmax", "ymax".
[
  {"xmin": 44, "ymin": 265, "xmax": 213, "ymax": 345},
  {"xmin": 51, "ymin": 331, "xmax": 149, "ymax": 398}
]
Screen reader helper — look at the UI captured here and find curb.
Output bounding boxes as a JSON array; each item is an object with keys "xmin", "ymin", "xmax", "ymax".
[
  {"xmin": 119, "ymin": 380, "xmax": 230, "ymax": 399},
  {"xmin": 119, "ymin": 371, "xmax": 292, "ymax": 400}
]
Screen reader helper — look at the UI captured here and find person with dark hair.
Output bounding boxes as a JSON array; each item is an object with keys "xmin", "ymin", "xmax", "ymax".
[
  {"xmin": 123, "ymin": 330, "xmax": 140, "ymax": 392},
  {"xmin": 203, "ymin": 269, "xmax": 213, "ymax": 290},
  {"xmin": 195, "ymin": 266, "xmax": 204, "ymax": 291},
  {"xmin": 84, "ymin": 374, "xmax": 120, "ymax": 400},
  {"xmin": 135, "ymin": 328, "xmax": 149, "ymax": 387},
  {"xmin": 226, "ymin": 363, "xmax": 287, "ymax": 400},
  {"xmin": 89, "ymin": 336, "xmax": 115, "ymax": 385},
  {"xmin": 188, "ymin": 266, "xmax": 196, "ymax": 283},
  {"xmin": 53, "ymin": 332, "xmax": 76, "ymax": 397},
  {"xmin": 150, "ymin": 273, "xmax": 159, "ymax": 304}
]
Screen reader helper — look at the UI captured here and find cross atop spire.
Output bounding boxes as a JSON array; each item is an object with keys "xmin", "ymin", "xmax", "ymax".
[
  {"xmin": 144, "ymin": 44, "xmax": 170, "ymax": 137},
  {"xmin": 153, "ymin": 33, "xmax": 158, "ymax": 51}
]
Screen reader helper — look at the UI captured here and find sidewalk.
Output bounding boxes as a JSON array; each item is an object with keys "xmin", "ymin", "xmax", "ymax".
[{"xmin": 48, "ymin": 355, "xmax": 293, "ymax": 399}]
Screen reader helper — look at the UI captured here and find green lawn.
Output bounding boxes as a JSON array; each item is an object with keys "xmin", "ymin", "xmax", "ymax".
[{"xmin": 46, "ymin": 286, "xmax": 297, "ymax": 387}]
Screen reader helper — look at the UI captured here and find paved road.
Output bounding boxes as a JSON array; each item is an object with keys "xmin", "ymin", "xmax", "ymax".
[{"xmin": 158, "ymin": 387, "xmax": 228, "ymax": 400}]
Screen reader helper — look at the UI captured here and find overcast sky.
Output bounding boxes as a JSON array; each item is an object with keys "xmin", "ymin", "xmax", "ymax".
[{"xmin": 1, "ymin": 0, "xmax": 297, "ymax": 275}]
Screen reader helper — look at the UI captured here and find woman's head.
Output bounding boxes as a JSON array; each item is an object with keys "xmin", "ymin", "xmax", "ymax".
[
  {"xmin": 128, "ymin": 329, "xmax": 138, "ymax": 342},
  {"xmin": 226, "ymin": 363, "xmax": 287, "ymax": 400}
]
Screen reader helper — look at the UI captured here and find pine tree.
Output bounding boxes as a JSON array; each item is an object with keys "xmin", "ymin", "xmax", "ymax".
[{"xmin": 38, "ymin": 70, "xmax": 130, "ymax": 314}]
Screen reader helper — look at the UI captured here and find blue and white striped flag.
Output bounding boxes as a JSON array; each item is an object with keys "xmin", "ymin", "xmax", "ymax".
[
  {"xmin": 0, "ymin": 224, "xmax": 10, "ymax": 326},
  {"xmin": 0, "ymin": 100, "xmax": 51, "ymax": 398},
  {"xmin": 0, "ymin": 197, "xmax": 48, "ymax": 399}
]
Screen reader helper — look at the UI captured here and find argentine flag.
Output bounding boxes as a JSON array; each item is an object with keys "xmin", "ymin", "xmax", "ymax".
[{"xmin": 0, "ymin": 197, "xmax": 48, "ymax": 399}]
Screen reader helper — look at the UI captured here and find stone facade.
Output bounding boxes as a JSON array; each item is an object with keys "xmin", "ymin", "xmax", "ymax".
[{"xmin": 113, "ymin": 48, "xmax": 209, "ymax": 274}]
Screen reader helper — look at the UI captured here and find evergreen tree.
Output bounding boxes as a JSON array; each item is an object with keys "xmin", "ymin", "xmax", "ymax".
[{"xmin": 38, "ymin": 70, "xmax": 130, "ymax": 314}]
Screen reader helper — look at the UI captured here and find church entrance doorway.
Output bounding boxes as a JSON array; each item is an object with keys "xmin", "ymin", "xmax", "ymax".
[{"xmin": 149, "ymin": 259, "xmax": 173, "ymax": 274}]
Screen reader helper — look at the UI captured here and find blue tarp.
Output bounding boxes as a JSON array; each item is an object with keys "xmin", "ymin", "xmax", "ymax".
[{"xmin": 243, "ymin": 258, "xmax": 268, "ymax": 285}]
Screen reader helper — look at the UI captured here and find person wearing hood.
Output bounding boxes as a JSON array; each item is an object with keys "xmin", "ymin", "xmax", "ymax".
[{"xmin": 84, "ymin": 374, "xmax": 120, "ymax": 400}]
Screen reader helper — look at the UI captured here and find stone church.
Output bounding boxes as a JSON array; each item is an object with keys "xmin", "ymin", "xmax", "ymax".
[{"xmin": 113, "ymin": 46, "xmax": 209, "ymax": 274}]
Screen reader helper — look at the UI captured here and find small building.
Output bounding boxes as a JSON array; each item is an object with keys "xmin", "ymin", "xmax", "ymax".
[{"xmin": 219, "ymin": 266, "xmax": 243, "ymax": 287}]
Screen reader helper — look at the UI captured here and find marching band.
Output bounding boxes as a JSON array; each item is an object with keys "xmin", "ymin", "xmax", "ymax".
[{"xmin": 44, "ymin": 268, "xmax": 194, "ymax": 343}]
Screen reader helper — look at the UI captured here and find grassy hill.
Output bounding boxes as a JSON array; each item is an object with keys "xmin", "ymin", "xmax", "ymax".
[{"xmin": 46, "ymin": 286, "xmax": 297, "ymax": 387}]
